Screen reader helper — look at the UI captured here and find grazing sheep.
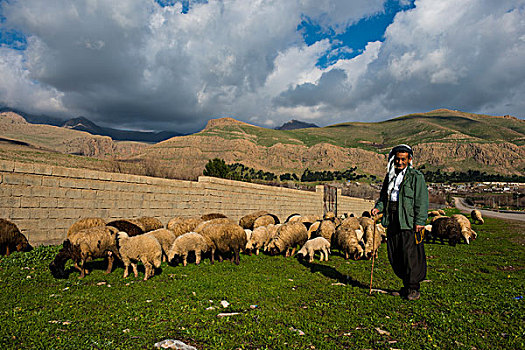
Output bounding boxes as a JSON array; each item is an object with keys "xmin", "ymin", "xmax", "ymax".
[
  {"xmin": 145, "ymin": 228, "xmax": 176, "ymax": 262},
  {"xmin": 135, "ymin": 216, "xmax": 164, "ymax": 232},
  {"xmin": 262, "ymin": 224, "xmax": 281, "ymax": 251},
  {"xmin": 323, "ymin": 211, "xmax": 336, "ymax": 221},
  {"xmin": 311, "ymin": 220, "xmax": 336, "ymax": 242},
  {"xmin": 429, "ymin": 215, "xmax": 477, "ymax": 246},
  {"xmin": 196, "ymin": 221, "xmax": 247, "ymax": 265},
  {"xmin": 266, "ymin": 222, "xmax": 308, "ymax": 257},
  {"xmin": 306, "ymin": 221, "xmax": 321, "ymax": 239},
  {"xmin": 253, "ymin": 214, "xmax": 279, "ymax": 229},
  {"xmin": 239, "ymin": 210, "xmax": 270, "ymax": 230},
  {"xmin": 331, "ymin": 217, "xmax": 364, "ymax": 260},
  {"xmin": 117, "ymin": 232, "xmax": 162, "ymax": 280},
  {"xmin": 297, "ymin": 237, "xmax": 331, "ymax": 263},
  {"xmin": 453, "ymin": 214, "xmax": 478, "ymax": 242},
  {"xmin": 0, "ymin": 219, "xmax": 32, "ymax": 256},
  {"xmin": 107, "ymin": 219, "xmax": 144, "ymax": 237},
  {"xmin": 167, "ymin": 232, "xmax": 209, "ymax": 266},
  {"xmin": 244, "ymin": 229, "xmax": 253, "ymax": 242},
  {"xmin": 201, "ymin": 213, "xmax": 228, "ymax": 221},
  {"xmin": 361, "ymin": 219, "xmax": 382, "ymax": 260},
  {"xmin": 245, "ymin": 226, "xmax": 270, "ymax": 255},
  {"xmin": 471, "ymin": 209, "xmax": 484, "ymax": 225},
  {"xmin": 67, "ymin": 217, "xmax": 106, "ymax": 237},
  {"xmin": 166, "ymin": 217, "xmax": 204, "ymax": 238},
  {"xmin": 286, "ymin": 215, "xmax": 321, "ymax": 230},
  {"xmin": 428, "ymin": 210, "xmax": 441, "ymax": 217},
  {"xmin": 49, "ymin": 226, "xmax": 120, "ymax": 279}
]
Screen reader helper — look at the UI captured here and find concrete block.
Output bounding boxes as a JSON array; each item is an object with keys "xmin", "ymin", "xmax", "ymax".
[
  {"xmin": 0, "ymin": 196, "xmax": 21, "ymax": 208},
  {"xmin": 32, "ymin": 163, "xmax": 53, "ymax": 175},
  {"xmin": 0, "ymin": 160, "xmax": 15, "ymax": 172}
]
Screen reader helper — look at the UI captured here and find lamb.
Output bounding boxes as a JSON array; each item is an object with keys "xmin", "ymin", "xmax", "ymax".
[
  {"xmin": 166, "ymin": 217, "xmax": 204, "ymax": 238},
  {"xmin": 107, "ymin": 219, "xmax": 145, "ymax": 236},
  {"xmin": 117, "ymin": 232, "xmax": 162, "ymax": 280},
  {"xmin": 144, "ymin": 228, "xmax": 176, "ymax": 261},
  {"xmin": 331, "ymin": 217, "xmax": 364, "ymax": 260},
  {"xmin": 167, "ymin": 232, "xmax": 209, "ymax": 266},
  {"xmin": 0, "ymin": 218, "xmax": 32, "ymax": 256},
  {"xmin": 471, "ymin": 209, "xmax": 484, "ymax": 225},
  {"xmin": 297, "ymin": 237, "xmax": 331, "ymax": 263},
  {"xmin": 135, "ymin": 216, "xmax": 164, "ymax": 232},
  {"xmin": 49, "ymin": 226, "xmax": 120, "ymax": 279},
  {"xmin": 67, "ymin": 217, "xmax": 106, "ymax": 237},
  {"xmin": 195, "ymin": 220, "xmax": 247, "ymax": 264},
  {"xmin": 266, "ymin": 222, "xmax": 308, "ymax": 257}
]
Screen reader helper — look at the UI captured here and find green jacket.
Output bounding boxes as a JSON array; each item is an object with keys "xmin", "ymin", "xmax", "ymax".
[{"xmin": 374, "ymin": 166, "xmax": 429, "ymax": 230}]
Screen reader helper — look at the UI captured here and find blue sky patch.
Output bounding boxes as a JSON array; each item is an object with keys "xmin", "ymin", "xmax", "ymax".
[{"xmin": 299, "ymin": 0, "xmax": 415, "ymax": 68}]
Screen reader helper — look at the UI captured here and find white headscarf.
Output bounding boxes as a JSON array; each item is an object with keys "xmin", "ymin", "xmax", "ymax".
[{"xmin": 387, "ymin": 144, "xmax": 413, "ymax": 198}]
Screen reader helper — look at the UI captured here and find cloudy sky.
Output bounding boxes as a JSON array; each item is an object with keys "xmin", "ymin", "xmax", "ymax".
[{"xmin": 0, "ymin": 0, "xmax": 524, "ymax": 133}]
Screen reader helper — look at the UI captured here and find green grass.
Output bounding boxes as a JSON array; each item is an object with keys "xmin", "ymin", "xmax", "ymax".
[{"xmin": 1, "ymin": 215, "xmax": 523, "ymax": 349}]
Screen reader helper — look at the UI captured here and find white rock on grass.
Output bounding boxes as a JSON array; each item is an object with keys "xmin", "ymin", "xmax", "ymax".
[{"xmin": 154, "ymin": 339, "xmax": 197, "ymax": 350}]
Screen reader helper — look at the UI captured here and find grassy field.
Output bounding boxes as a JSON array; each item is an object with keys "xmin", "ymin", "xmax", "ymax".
[{"xmin": 1, "ymin": 214, "xmax": 523, "ymax": 349}]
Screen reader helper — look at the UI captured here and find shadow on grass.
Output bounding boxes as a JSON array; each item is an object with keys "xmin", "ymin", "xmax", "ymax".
[{"xmin": 297, "ymin": 258, "xmax": 369, "ymax": 290}]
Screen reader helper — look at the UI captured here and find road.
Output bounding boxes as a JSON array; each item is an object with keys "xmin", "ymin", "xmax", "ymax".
[{"xmin": 453, "ymin": 197, "xmax": 525, "ymax": 222}]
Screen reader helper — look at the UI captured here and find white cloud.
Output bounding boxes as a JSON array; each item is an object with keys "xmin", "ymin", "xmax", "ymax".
[{"xmin": 0, "ymin": 0, "xmax": 523, "ymax": 133}]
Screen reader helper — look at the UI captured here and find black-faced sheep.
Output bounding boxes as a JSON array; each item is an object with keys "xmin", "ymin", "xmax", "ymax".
[
  {"xmin": 471, "ymin": 209, "xmax": 484, "ymax": 225},
  {"xmin": 266, "ymin": 222, "xmax": 308, "ymax": 257},
  {"xmin": 67, "ymin": 217, "xmax": 107, "ymax": 237},
  {"xmin": 117, "ymin": 232, "xmax": 162, "ymax": 280},
  {"xmin": 331, "ymin": 217, "xmax": 364, "ymax": 260},
  {"xmin": 145, "ymin": 228, "xmax": 176, "ymax": 262},
  {"xmin": 107, "ymin": 219, "xmax": 144, "ymax": 237},
  {"xmin": 135, "ymin": 216, "xmax": 164, "ymax": 232},
  {"xmin": 297, "ymin": 237, "xmax": 331, "ymax": 263},
  {"xmin": 166, "ymin": 217, "xmax": 204, "ymax": 238},
  {"xmin": 167, "ymin": 232, "xmax": 209, "ymax": 266},
  {"xmin": 195, "ymin": 220, "xmax": 247, "ymax": 265},
  {"xmin": 0, "ymin": 218, "xmax": 32, "ymax": 256},
  {"xmin": 49, "ymin": 226, "xmax": 120, "ymax": 279}
]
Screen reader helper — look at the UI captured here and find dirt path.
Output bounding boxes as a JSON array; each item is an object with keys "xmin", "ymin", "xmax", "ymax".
[{"xmin": 453, "ymin": 197, "xmax": 525, "ymax": 222}]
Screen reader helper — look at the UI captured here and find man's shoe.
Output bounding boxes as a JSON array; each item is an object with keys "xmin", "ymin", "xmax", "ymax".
[
  {"xmin": 407, "ymin": 289, "xmax": 420, "ymax": 301},
  {"xmin": 392, "ymin": 287, "xmax": 408, "ymax": 297}
]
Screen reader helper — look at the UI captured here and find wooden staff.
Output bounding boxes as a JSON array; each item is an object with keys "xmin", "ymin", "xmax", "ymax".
[{"xmin": 369, "ymin": 214, "xmax": 381, "ymax": 295}]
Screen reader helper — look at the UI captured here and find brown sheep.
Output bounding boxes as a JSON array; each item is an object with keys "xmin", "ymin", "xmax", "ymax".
[
  {"xmin": 196, "ymin": 221, "xmax": 247, "ymax": 265},
  {"xmin": 0, "ymin": 219, "xmax": 32, "ymax": 256},
  {"xmin": 166, "ymin": 217, "xmax": 204, "ymax": 238},
  {"xmin": 286, "ymin": 214, "xmax": 321, "ymax": 230},
  {"xmin": 117, "ymin": 232, "xmax": 162, "ymax": 280},
  {"xmin": 429, "ymin": 216, "xmax": 463, "ymax": 246},
  {"xmin": 107, "ymin": 219, "xmax": 144, "ymax": 237},
  {"xmin": 67, "ymin": 217, "xmax": 106, "ymax": 237},
  {"xmin": 49, "ymin": 226, "xmax": 120, "ymax": 279},
  {"xmin": 201, "ymin": 213, "xmax": 228, "ymax": 221},
  {"xmin": 239, "ymin": 210, "xmax": 270, "ymax": 230},
  {"xmin": 471, "ymin": 209, "xmax": 484, "ymax": 225},
  {"xmin": 245, "ymin": 226, "xmax": 271, "ymax": 255},
  {"xmin": 311, "ymin": 220, "xmax": 336, "ymax": 242},
  {"xmin": 135, "ymin": 216, "xmax": 164, "ymax": 232},
  {"xmin": 266, "ymin": 222, "xmax": 308, "ymax": 257},
  {"xmin": 167, "ymin": 232, "xmax": 209, "ymax": 266},
  {"xmin": 253, "ymin": 214, "xmax": 279, "ymax": 229},
  {"xmin": 331, "ymin": 217, "xmax": 364, "ymax": 260}
]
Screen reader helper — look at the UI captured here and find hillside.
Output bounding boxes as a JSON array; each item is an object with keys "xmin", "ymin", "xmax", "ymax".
[
  {"xmin": 137, "ymin": 109, "xmax": 525, "ymax": 179},
  {"xmin": 1, "ymin": 109, "xmax": 523, "ymax": 180}
]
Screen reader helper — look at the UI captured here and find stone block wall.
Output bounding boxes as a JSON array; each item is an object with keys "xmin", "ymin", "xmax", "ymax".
[{"xmin": 0, "ymin": 160, "xmax": 374, "ymax": 246}]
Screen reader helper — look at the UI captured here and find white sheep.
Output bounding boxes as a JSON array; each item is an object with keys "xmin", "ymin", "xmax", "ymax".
[
  {"xmin": 331, "ymin": 217, "xmax": 364, "ymax": 260},
  {"xmin": 471, "ymin": 209, "xmax": 484, "ymax": 225},
  {"xmin": 117, "ymin": 232, "xmax": 162, "ymax": 280},
  {"xmin": 167, "ymin": 232, "xmax": 209, "ymax": 266},
  {"xmin": 297, "ymin": 237, "xmax": 331, "ymax": 263},
  {"xmin": 266, "ymin": 222, "xmax": 308, "ymax": 257},
  {"xmin": 145, "ymin": 228, "xmax": 176, "ymax": 262}
]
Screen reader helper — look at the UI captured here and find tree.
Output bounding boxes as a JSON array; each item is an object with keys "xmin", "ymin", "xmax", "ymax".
[{"xmin": 203, "ymin": 158, "xmax": 231, "ymax": 178}]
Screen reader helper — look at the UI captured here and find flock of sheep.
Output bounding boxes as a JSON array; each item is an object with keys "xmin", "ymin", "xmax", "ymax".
[{"xmin": 0, "ymin": 208, "xmax": 483, "ymax": 281}]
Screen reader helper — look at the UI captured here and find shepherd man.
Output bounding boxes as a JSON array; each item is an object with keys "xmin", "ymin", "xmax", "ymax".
[{"xmin": 371, "ymin": 144, "xmax": 428, "ymax": 301}]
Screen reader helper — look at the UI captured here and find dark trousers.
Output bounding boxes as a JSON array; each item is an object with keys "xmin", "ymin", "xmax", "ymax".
[{"xmin": 386, "ymin": 202, "xmax": 427, "ymax": 291}]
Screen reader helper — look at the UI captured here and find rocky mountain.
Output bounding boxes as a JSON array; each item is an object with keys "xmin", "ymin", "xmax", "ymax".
[
  {"xmin": 0, "ymin": 107, "xmax": 182, "ymax": 142},
  {"xmin": 275, "ymin": 119, "xmax": 319, "ymax": 130}
]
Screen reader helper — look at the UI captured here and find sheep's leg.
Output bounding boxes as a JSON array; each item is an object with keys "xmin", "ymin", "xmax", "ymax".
[
  {"xmin": 78, "ymin": 259, "xmax": 86, "ymax": 279},
  {"xmin": 5, "ymin": 245, "xmax": 10, "ymax": 257},
  {"xmin": 234, "ymin": 249, "xmax": 240, "ymax": 265},
  {"xmin": 123, "ymin": 261, "xmax": 130, "ymax": 278},
  {"xmin": 285, "ymin": 249, "xmax": 290, "ymax": 257},
  {"xmin": 182, "ymin": 253, "xmax": 188, "ymax": 267},
  {"xmin": 320, "ymin": 250, "xmax": 325, "ymax": 261},
  {"xmin": 195, "ymin": 251, "xmax": 201, "ymax": 265},
  {"xmin": 131, "ymin": 263, "xmax": 139, "ymax": 277},
  {"xmin": 344, "ymin": 251, "xmax": 349, "ymax": 260},
  {"xmin": 255, "ymin": 248, "xmax": 259, "ymax": 256},
  {"xmin": 143, "ymin": 263, "xmax": 152, "ymax": 281},
  {"xmin": 210, "ymin": 248, "xmax": 215, "ymax": 264},
  {"xmin": 290, "ymin": 247, "xmax": 297, "ymax": 256},
  {"xmin": 105, "ymin": 254, "xmax": 114, "ymax": 274}
]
